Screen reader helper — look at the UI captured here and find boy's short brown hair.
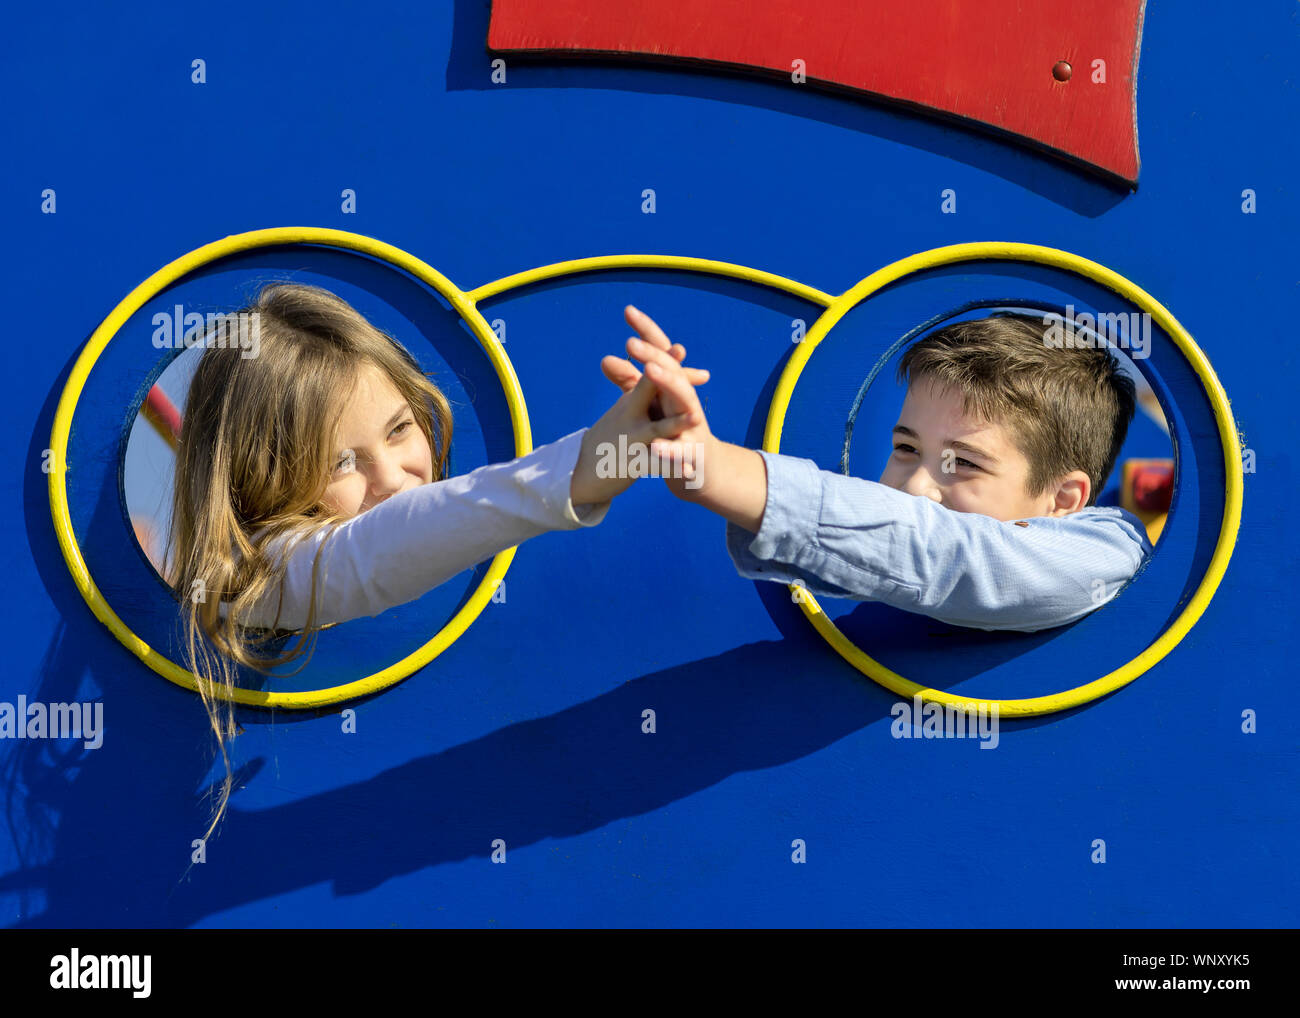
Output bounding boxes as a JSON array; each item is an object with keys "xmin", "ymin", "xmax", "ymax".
[{"xmin": 897, "ymin": 313, "xmax": 1138, "ymax": 506}]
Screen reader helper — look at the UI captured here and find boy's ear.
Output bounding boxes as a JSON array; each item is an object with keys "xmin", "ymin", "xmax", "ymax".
[{"xmin": 1048, "ymin": 471, "xmax": 1091, "ymax": 515}]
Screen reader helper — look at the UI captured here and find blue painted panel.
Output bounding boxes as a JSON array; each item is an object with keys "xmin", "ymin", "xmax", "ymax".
[{"xmin": 1, "ymin": 0, "xmax": 1294, "ymax": 928}]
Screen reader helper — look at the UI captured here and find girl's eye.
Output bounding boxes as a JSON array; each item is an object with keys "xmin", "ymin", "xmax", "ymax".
[
  {"xmin": 330, "ymin": 421, "xmax": 413, "ymax": 475},
  {"xmin": 893, "ymin": 444, "xmax": 917, "ymax": 455},
  {"xmin": 956, "ymin": 457, "xmax": 978, "ymax": 469}
]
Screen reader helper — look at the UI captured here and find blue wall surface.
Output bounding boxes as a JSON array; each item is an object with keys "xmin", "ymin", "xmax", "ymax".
[{"xmin": 2, "ymin": 0, "xmax": 1296, "ymax": 928}]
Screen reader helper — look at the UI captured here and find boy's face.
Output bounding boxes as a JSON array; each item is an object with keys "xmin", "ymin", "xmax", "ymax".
[
  {"xmin": 319, "ymin": 363, "xmax": 434, "ymax": 518},
  {"xmin": 878, "ymin": 378, "xmax": 1088, "ymax": 520}
]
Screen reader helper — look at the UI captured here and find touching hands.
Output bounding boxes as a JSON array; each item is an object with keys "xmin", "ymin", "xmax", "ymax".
[
  {"xmin": 600, "ymin": 306, "xmax": 710, "ymax": 421},
  {"xmin": 570, "ymin": 315, "xmax": 703, "ymax": 504},
  {"xmin": 610, "ymin": 306, "xmax": 718, "ymax": 499},
  {"xmin": 575, "ymin": 304, "xmax": 768, "ymax": 533}
]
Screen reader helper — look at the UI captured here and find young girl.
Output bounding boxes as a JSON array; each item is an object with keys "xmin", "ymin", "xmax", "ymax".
[{"xmin": 163, "ymin": 284, "xmax": 707, "ymax": 843}]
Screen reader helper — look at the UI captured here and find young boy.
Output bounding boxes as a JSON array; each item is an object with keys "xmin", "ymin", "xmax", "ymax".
[{"xmin": 604, "ymin": 306, "xmax": 1154, "ymax": 632}]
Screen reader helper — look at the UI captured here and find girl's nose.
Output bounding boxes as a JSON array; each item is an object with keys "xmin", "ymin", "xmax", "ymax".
[{"xmin": 370, "ymin": 452, "xmax": 407, "ymax": 499}]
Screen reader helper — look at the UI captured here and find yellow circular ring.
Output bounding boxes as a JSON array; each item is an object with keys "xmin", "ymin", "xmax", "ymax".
[
  {"xmin": 765, "ymin": 241, "xmax": 1242, "ymax": 717},
  {"xmin": 49, "ymin": 227, "xmax": 531, "ymax": 709}
]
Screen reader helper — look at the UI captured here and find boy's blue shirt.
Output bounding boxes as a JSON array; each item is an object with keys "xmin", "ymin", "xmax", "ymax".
[{"xmin": 725, "ymin": 449, "xmax": 1155, "ymax": 632}]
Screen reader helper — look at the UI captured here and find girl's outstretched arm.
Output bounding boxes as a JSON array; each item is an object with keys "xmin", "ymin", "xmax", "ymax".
[
  {"xmin": 229, "ymin": 366, "xmax": 695, "ymax": 631},
  {"xmin": 230, "ymin": 429, "xmax": 608, "ymax": 631}
]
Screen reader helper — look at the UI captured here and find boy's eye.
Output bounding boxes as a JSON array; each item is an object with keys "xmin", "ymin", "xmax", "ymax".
[{"xmin": 893, "ymin": 444, "xmax": 978, "ymax": 470}]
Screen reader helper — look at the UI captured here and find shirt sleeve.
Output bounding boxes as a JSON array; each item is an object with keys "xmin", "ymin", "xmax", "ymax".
[
  {"xmin": 229, "ymin": 428, "xmax": 609, "ymax": 630},
  {"xmin": 725, "ymin": 449, "xmax": 1154, "ymax": 632}
]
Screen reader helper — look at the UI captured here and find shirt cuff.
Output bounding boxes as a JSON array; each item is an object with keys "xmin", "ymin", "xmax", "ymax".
[
  {"xmin": 549, "ymin": 428, "xmax": 612, "ymax": 528},
  {"xmin": 725, "ymin": 449, "xmax": 823, "ymax": 571}
]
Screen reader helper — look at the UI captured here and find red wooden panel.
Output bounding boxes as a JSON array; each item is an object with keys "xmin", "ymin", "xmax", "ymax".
[{"xmin": 488, "ymin": 0, "xmax": 1144, "ymax": 185}]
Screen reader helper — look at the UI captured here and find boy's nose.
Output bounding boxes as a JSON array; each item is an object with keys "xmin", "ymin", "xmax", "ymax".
[{"xmin": 901, "ymin": 468, "xmax": 943, "ymax": 503}]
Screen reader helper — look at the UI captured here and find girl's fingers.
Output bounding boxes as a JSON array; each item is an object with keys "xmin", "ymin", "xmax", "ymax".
[
  {"xmin": 627, "ymin": 335, "xmax": 684, "ymax": 372},
  {"xmin": 625, "ymin": 305, "xmax": 676, "ymax": 352},
  {"xmin": 653, "ymin": 410, "xmax": 699, "ymax": 437},
  {"xmin": 627, "ymin": 332, "xmax": 682, "ymax": 361},
  {"xmin": 625, "ymin": 370, "xmax": 660, "ymax": 416},
  {"xmin": 644, "ymin": 360, "xmax": 703, "ymax": 415},
  {"xmin": 626, "ymin": 337, "xmax": 710, "ymax": 384},
  {"xmin": 624, "ymin": 354, "xmax": 708, "ymax": 389},
  {"xmin": 601, "ymin": 354, "xmax": 642, "ymax": 392}
]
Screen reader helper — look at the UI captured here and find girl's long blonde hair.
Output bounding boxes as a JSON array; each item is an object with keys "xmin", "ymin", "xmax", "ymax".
[{"xmin": 162, "ymin": 283, "xmax": 453, "ymax": 843}]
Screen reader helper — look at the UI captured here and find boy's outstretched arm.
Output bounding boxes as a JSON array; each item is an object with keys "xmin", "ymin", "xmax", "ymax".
[{"xmin": 619, "ymin": 315, "xmax": 1153, "ymax": 633}]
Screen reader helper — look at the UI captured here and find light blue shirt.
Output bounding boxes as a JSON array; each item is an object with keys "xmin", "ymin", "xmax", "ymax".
[{"xmin": 725, "ymin": 449, "xmax": 1155, "ymax": 632}]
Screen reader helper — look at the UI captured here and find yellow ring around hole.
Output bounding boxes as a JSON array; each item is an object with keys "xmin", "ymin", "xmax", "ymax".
[
  {"xmin": 764, "ymin": 241, "xmax": 1243, "ymax": 718},
  {"xmin": 49, "ymin": 227, "xmax": 531, "ymax": 709}
]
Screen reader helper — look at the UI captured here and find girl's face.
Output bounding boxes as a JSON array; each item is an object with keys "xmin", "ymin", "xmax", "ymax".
[{"xmin": 320, "ymin": 363, "xmax": 434, "ymax": 518}]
